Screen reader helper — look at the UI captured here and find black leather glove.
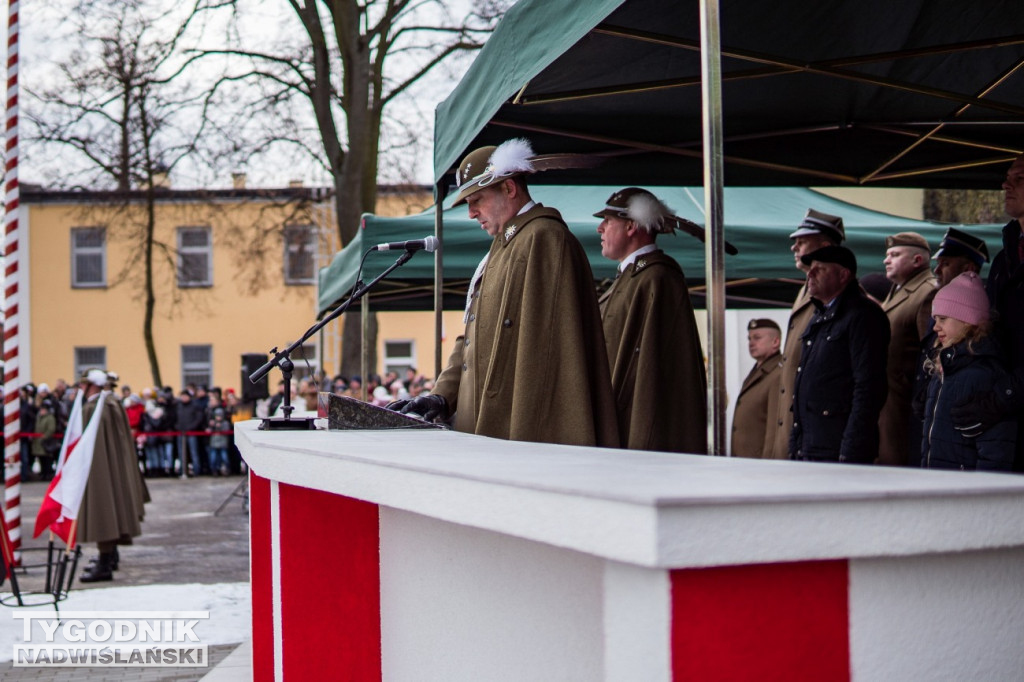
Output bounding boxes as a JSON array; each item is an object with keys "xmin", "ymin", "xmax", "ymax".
[
  {"xmin": 398, "ymin": 394, "xmax": 449, "ymax": 422},
  {"xmin": 385, "ymin": 399, "xmax": 412, "ymax": 412},
  {"xmin": 950, "ymin": 384, "xmax": 1016, "ymax": 438}
]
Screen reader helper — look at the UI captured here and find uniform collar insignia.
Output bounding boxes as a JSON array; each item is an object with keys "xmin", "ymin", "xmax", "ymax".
[
  {"xmin": 504, "ymin": 224, "xmax": 518, "ymax": 241},
  {"xmin": 635, "ymin": 257, "xmax": 648, "ymax": 271}
]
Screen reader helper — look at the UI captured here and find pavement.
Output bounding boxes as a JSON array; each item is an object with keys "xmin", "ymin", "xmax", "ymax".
[{"xmin": 0, "ymin": 474, "xmax": 252, "ymax": 681}]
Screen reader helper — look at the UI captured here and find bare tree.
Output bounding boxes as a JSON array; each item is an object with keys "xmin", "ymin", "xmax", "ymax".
[
  {"xmin": 27, "ymin": 0, "xmax": 224, "ymax": 386},
  {"xmin": 196, "ymin": 0, "xmax": 504, "ymax": 375}
]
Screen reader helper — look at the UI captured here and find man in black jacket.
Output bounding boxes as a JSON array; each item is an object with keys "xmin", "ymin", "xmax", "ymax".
[
  {"xmin": 789, "ymin": 246, "xmax": 890, "ymax": 463},
  {"xmin": 175, "ymin": 391, "xmax": 207, "ymax": 476}
]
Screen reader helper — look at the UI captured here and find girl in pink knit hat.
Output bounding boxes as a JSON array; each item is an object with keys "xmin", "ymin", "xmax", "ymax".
[{"xmin": 921, "ymin": 272, "xmax": 1016, "ymax": 470}]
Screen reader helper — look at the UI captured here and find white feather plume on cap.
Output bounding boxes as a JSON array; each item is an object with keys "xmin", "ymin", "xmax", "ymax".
[
  {"xmin": 594, "ymin": 187, "xmax": 739, "ymax": 254},
  {"xmin": 626, "ymin": 191, "xmax": 673, "ymax": 233},
  {"xmin": 487, "ymin": 138, "xmax": 536, "ymax": 178},
  {"xmin": 452, "ymin": 138, "xmax": 601, "ymax": 206},
  {"xmin": 85, "ymin": 369, "xmax": 108, "ymax": 387}
]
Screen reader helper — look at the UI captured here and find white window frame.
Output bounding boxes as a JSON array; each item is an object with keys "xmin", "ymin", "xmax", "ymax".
[
  {"xmin": 284, "ymin": 224, "xmax": 318, "ymax": 285},
  {"xmin": 181, "ymin": 344, "xmax": 213, "ymax": 388},
  {"xmin": 177, "ymin": 226, "xmax": 212, "ymax": 287},
  {"xmin": 71, "ymin": 227, "xmax": 106, "ymax": 288},
  {"xmin": 74, "ymin": 346, "xmax": 107, "ymax": 378},
  {"xmin": 383, "ymin": 339, "xmax": 416, "ymax": 376}
]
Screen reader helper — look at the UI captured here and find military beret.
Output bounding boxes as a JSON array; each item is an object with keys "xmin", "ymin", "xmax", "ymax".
[
  {"xmin": 885, "ymin": 231, "xmax": 929, "ymax": 251},
  {"xmin": 747, "ymin": 318, "xmax": 780, "ymax": 332}
]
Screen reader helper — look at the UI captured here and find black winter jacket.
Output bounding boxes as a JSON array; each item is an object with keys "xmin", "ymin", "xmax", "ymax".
[
  {"xmin": 921, "ymin": 337, "xmax": 1016, "ymax": 471},
  {"xmin": 987, "ymin": 219, "xmax": 1024, "ymax": 382},
  {"xmin": 174, "ymin": 399, "xmax": 206, "ymax": 433},
  {"xmin": 790, "ymin": 280, "xmax": 890, "ymax": 463}
]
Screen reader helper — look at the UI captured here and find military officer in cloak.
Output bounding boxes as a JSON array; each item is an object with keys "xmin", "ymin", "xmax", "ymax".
[
  {"xmin": 78, "ymin": 369, "xmax": 149, "ymax": 582},
  {"xmin": 731, "ymin": 319, "xmax": 783, "ymax": 458},
  {"xmin": 595, "ymin": 187, "xmax": 711, "ymax": 453},
  {"xmin": 390, "ymin": 139, "xmax": 618, "ymax": 448}
]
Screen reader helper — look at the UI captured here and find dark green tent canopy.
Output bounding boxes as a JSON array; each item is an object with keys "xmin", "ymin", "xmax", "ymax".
[
  {"xmin": 317, "ymin": 185, "xmax": 1003, "ymax": 315},
  {"xmin": 434, "ymin": 0, "xmax": 1024, "ymax": 191}
]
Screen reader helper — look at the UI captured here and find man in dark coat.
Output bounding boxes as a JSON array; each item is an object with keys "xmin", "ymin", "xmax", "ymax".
[
  {"xmin": 954, "ymin": 154, "xmax": 1024, "ymax": 469},
  {"xmin": 766, "ymin": 209, "xmax": 846, "ymax": 460},
  {"xmin": 595, "ymin": 187, "xmax": 707, "ymax": 453},
  {"xmin": 732, "ymin": 319, "xmax": 782, "ymax": 458},
  {"xmin": 391, "ymin": 139, "xmax": 618, "ymax": 448},
  {"xmin": 790, "ymin": 246, "xmax": 890, "ymax": 463}
]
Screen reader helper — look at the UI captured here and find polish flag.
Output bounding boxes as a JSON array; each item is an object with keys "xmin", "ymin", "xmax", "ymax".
[{"xmin": 32, "ymin": 390, "xmax": 108, "ymax": 547}]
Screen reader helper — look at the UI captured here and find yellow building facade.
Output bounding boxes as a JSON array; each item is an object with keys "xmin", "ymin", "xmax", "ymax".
[{"xmin": 20, "ymin": 184, "xmax": 449, "ymax": 394}]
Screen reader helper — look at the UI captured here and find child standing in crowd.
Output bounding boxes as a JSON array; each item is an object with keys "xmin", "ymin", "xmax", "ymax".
[
  {"xmin": 208, "ymin": 407, "xmax": 231, "ymax": 476},
  {"xmin": 921, "ymin": 272, "xmax": 1016, "ymax": 471}
]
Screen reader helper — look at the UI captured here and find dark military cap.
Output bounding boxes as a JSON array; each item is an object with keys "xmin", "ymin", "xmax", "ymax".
[
  {"xmin": 801, "ymin": 245, "xmax": 857, "ymax": 276},
  {"xmin": 789, "ymin": 208, "xmax": 845, "ymax": 244},
  {"xmin": 933, "ymin": 227, "xmax": 989, "ymax": 267}
]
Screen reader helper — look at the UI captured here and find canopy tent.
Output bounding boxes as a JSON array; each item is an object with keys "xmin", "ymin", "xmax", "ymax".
[
  {"xmin": 434, "ymin": 0, "xmax": 1024, "ymax": 190},
  {"xmin": 317, "ymin": 185, "xmax": 1003, "ymax": 314},
  {"xmin": 430, "ymin": 0, "xmax": 1024, "ymax": 455}
]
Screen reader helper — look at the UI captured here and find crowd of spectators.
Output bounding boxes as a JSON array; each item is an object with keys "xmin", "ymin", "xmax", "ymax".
[{"xmin": 17, "ymin": 368, "xmax": 436, "ymax": 481}]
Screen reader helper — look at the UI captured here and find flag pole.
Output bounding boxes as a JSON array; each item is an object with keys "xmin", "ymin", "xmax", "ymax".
[{"xmin": 2, "ymin": 0, "xmax": 21, "ymax": 564}]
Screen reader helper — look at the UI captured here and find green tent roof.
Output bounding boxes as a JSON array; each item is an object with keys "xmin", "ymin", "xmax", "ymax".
[{"xmin": 317, "ymin": 186, "xmax": 1003, "ymax": 315}]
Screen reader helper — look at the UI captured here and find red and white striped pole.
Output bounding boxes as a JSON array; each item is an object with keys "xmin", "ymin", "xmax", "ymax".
[{"xmin": 3, "ymin": 0, "xmax": 21, "ymax": 563}]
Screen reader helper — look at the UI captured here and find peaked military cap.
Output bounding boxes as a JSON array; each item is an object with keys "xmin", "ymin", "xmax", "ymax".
[
  {"xmin": 933, "ymin": 227, "xmax": 989, "ymax": 266},
  {"xmin": 789, "ymin": 208, "xmax": 845, "ymax": 244}
]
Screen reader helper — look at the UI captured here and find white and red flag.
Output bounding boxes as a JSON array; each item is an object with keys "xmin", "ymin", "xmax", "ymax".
[{"xmin": 32, "ymin": 390, "xmax": 108, "ymax": 547}]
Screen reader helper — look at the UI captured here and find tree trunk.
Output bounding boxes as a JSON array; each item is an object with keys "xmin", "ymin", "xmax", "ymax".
[
  {"xmin": 341, "ymin": 312, "xmax": 377, "ymax": 379},
  {"xmin": 923, "ymin": 189, "xmax": 1004, "ymax": 223}
]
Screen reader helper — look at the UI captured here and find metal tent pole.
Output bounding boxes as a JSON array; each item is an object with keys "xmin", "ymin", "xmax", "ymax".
[
  {"xmin": 433, "ymin": 182, "xmax": 448, "ymax": 379},
  {"xmin": 700, "ymin": 0, "xmax": 726, "ymax": 456}
]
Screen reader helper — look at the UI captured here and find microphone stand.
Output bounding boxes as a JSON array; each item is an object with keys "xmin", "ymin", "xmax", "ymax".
[{"xmin": 249, "ymin": 249, "xmax": 418, "ymax": 430}]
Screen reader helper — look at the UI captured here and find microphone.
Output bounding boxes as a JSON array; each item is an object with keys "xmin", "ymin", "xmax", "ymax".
[{"xmin": 372, "ymin": 236, "xmax": 439, "ymax": 253}]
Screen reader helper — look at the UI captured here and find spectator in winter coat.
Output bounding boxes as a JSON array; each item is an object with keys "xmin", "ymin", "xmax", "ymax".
[
  {"xmin": 30, "ymin": 402, "xmax": 58, "ymax": 480},
  {"xmin": 207, "ymin": 407, "xmax": 231, "ymax": 476},
  {"xmin": 789, "ymin": 246, "xmax": 890, "ymax": 463},
  {"xmin": 175, "ymin": 391, "xmax": 207, "ymax": 476},
  {"xmin": 922, "ymin": 272, "xmax": 1015, "ymax": 471}
]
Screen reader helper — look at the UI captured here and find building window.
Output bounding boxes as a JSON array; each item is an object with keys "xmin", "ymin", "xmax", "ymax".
[
  {"xmin": 71, "ymin": 227, "xmax": 106, "ymax": 288},
  {"xmin": 181, "ymin": 345, "xmax": 212, "ymax": 388},
  {"xmin": 383, "ymin": 340, "xmax": 415, "ymax": 376},
  {"xmin": 284, "ymin": 224, "xmax": 317, "ymax": 285},
  {"xmin": 74, "ymin": 346, "xmax": 107, "ymax": 378},
  {"xmin": 177, "ymin": 227, "xmax": 212, "ymax": 287}
]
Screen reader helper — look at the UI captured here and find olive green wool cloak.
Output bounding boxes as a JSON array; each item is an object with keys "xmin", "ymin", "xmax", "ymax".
[
  {"xmin": 433, "ymin": 204, "xmax": 619, "ymax": 447},
  {"xmin": 76, "ymin": 393, "xmax": 148, "ymax": 545},
  {"xmin": 599, "ymin": 250, "xmax": 707, "ymax": 453}
]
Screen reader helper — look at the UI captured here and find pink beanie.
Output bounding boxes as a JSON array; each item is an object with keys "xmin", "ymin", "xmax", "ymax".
[{"xmin": 932, "ymin": 271, "xmax": 990, "ymax": 326}]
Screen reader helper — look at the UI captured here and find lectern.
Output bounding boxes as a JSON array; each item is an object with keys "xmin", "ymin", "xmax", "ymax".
[{"xmin": 316, "ymin": 393, "xmax": 447, "ymax": 430}]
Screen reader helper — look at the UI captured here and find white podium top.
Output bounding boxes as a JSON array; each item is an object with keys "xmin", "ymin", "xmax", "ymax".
[{"xmin": 236, "ymin": 421, "xmax": 1024, "ymax": 568}]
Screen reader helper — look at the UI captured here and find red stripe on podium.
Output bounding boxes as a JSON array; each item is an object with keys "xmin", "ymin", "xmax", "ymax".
[
  {"xmin": 278, "ymin": 483, "xmax": 381, "ymax": 680},
  {"xmin": 671, "ymin": 560, "xmax": 849, "ymax": 681},
  {"xmin": 248, "ymin": 473, "xmax": 275, "ymax": 682}
]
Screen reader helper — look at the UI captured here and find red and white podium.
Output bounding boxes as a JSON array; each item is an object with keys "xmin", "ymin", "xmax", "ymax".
[{"xmin": 236, "ymin": 420, "xmax": 1024, "ymax": 681}]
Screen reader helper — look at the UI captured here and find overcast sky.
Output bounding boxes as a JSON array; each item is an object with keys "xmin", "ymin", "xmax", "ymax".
[{"xmin": 7, "ymin": 0, "xmax": 484, "ymax": 190}]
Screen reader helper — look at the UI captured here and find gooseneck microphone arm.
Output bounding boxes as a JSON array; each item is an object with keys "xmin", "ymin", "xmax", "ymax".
[{"xmin": 249, "ymin": 246, "xmax": 422, "ymax": 428}]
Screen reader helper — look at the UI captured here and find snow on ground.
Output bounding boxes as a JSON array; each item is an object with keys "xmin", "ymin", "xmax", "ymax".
[{"xmin": 0, "ymin": 582, "xmax": 250, "ymax": 662}]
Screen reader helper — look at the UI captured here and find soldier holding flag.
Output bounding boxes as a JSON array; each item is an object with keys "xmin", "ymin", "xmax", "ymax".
[{"xmin": 34, "ymin": 369, "xmax": 148, "ymax": 582}]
